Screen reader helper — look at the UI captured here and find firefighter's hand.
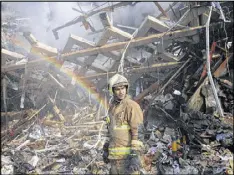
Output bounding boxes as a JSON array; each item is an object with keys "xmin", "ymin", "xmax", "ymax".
[
  {"xmin": 103, "ymin": 151, "xmax": 109, "ymax": 164},
  {"xmin": 102, "ymin": 142, "xmax": 110, "ymax": 164},
  {"xmin": 131, "ymin": 140, "xmax": 144, "ymax": 149},
  {"xmin": 127, "ymin": 150, "xmax": 141, "ymax": 173}
]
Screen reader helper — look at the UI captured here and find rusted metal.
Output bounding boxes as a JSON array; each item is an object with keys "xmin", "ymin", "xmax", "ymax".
[
  {"xmin": 214, "ymin": 54, "xmax": 233, "ymax": 77},
  {"xmin": 188, "ymin": 54, "xmax": 233, "ymax": 110},
  {"xmin": 199, "ymin": 42, "xmax": 217, "ymax": 80},
  {"xmin": 154, "ymin": 2, "xmax": 169, "ymax": 19}
]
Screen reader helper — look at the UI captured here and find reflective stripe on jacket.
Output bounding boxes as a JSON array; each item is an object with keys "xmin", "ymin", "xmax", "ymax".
[
  {"xmin": 107, "ymin": 96, "xmax": 143, "ymax": 160},
  {"xmin": 109, "ymin": 146, "xmax": 131, "ymax": 156}
]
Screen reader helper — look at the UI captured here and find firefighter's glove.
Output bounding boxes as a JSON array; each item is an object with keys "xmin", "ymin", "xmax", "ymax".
[
  {"xmin": 131, "ymin": 140, "xmax": 144, "ymax": 151},
  {"xmin": 127, "ymin": 150, "xmax": 141, "ymax": 173},
  {"xmin": 102, "ymin": 142, "xmax": 109, "ymax": 164}
]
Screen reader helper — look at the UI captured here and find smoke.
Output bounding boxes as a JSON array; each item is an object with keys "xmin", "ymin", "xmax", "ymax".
[
  {"xmin": 113, "ymin": 2, "xmax": 172, "ymax": 27},
  {"xmin": 3, "ymin": 2, "xmax": 172, "ymax": 50},
  {"xmin": 2, "ymin": 2, "xmax": 94, "ymax": 49}
]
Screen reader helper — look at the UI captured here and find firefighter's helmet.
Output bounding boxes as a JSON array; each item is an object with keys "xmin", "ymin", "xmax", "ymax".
[{"xmin": 108, "ymin": 74, "xmax": 129, "ymax": 93}]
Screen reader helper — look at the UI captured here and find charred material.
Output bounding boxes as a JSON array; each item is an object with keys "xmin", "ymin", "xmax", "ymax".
[{"xmin": 1, "ymin": 2, "xmax": 233, "ymax": 174}]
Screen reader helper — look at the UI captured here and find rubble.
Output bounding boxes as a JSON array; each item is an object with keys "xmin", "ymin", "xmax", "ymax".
[{"xmin": 1, "ymin": 1, "xmax": 233, "ymax": 174}]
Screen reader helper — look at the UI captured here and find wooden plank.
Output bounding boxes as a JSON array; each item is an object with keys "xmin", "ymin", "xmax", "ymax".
[
  {"xmin": 96, "ymin": 28, "xmax": 112, "ymax": 46},
  {"xmin": 136, "ymin": 15, "xmax": 169, "ymax": 37},
  {"xmin": 97, "ymin": 26, "xmax": 132, "ymax": 46},
  {"xmin": 64, "ymin": 32, "xmax": 139, "ymax": 75},
  {"xmin": 81, "ymin": 25, "xmax": 132, "ymax": 74},
  {"xmin": 2, "ymin": 59, "xmax": 46, "ymax": 72},
  {"xmin": 23, "ymin": 33, "xmax": 58, "ymax": 56},
  {"xmin": 32, "ymin": 42, "xmax": 58, "ymax": 56},
  {"xmin": 23, "ymin": 32, "xmax": 37, "ymax": 45},
  {"xmin": 134, "ymin": 82, "xmax": 160, "ymax": 103},
  {"xmin": 68, "ymin": 34, "xmax": 95, "ymax": 49},
  {"xmin": 63, "ymin": 34, "xmax": 105, "ymax": 73},
  {"xmin": 83, "ymin": 61, "xmax": 182, "ymax": 80},
  {"xmin": 97, "ymin": 40, "xmax": 171, "ymax": 90},
  {"xmin": 48, "ymin": 96, "xmax": 65, "ymax": 121},
  {"xmin": 64, "ymin": 33, "xmax": 141, "ymax": 63},
  {"xmin": 109, "ymin": 26, "xmax": 132, "ymax": 40},
  {"xmin": 1, "ymin": 49, "xmax": 25, "ymax": 62},
  {"xmin": 62, "ymin": 26, "xmax": 202, "ymax": 60}
]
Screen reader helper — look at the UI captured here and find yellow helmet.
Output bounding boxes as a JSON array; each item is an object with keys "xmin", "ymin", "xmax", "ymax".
[{"xmin": 108, "ymin": 74, "xmax": 129, "ymax": 93}]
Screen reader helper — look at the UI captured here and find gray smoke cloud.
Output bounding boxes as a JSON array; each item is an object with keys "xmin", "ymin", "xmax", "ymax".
[
  {"xmin": 113, "ymin": 2, "xmax": 172, "ymax": 27},
  {"xmin": 2, "ymin": 2, "xmax": 172, "ymax": 50},
  {"xmin": 3, "ymin": 2, "xmax": 92, "ymax": 49}
]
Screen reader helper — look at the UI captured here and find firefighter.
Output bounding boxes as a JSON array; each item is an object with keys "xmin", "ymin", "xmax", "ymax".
[{"xmin": 103, "ymin": 73, "xmax": 144, "ymax": 174}]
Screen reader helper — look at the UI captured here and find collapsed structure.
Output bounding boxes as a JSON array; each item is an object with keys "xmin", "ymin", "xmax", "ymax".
[{"xmin": 1, "ymin": 2, "xmax": 233, "ymax": 174}]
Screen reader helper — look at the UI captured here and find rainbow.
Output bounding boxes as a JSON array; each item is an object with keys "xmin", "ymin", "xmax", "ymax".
[{"xmin": 11, "ymin": 37, "xmax": 109, "ymax": 111}]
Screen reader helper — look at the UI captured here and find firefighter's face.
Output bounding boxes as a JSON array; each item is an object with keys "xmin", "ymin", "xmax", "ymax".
[{"xmin": 113, "ymin": 85, "xmax": 127, "ymax": 100}]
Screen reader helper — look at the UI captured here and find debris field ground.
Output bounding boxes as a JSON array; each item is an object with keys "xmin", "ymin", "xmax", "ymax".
[{"xmin": 1, "ymin": 2, "xmax": 233, "ymax": 174}]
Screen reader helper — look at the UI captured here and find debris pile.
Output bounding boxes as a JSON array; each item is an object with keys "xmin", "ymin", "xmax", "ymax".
[
  {"xmin": 140, "ymin": 97, "xmax": 233, "ymax": 174},
  {"xmin": 1, "ymin": 105, "xmax": 110, "ymax": 174},
  {"xmin": 1, "ymin": 1, "xmax": 233, "ymax": 174}
]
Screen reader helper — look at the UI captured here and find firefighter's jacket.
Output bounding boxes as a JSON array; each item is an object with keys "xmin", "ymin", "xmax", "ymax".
[{"xmin": 107, "ymin": 96, "xmax": 143, "ymax": 160}]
